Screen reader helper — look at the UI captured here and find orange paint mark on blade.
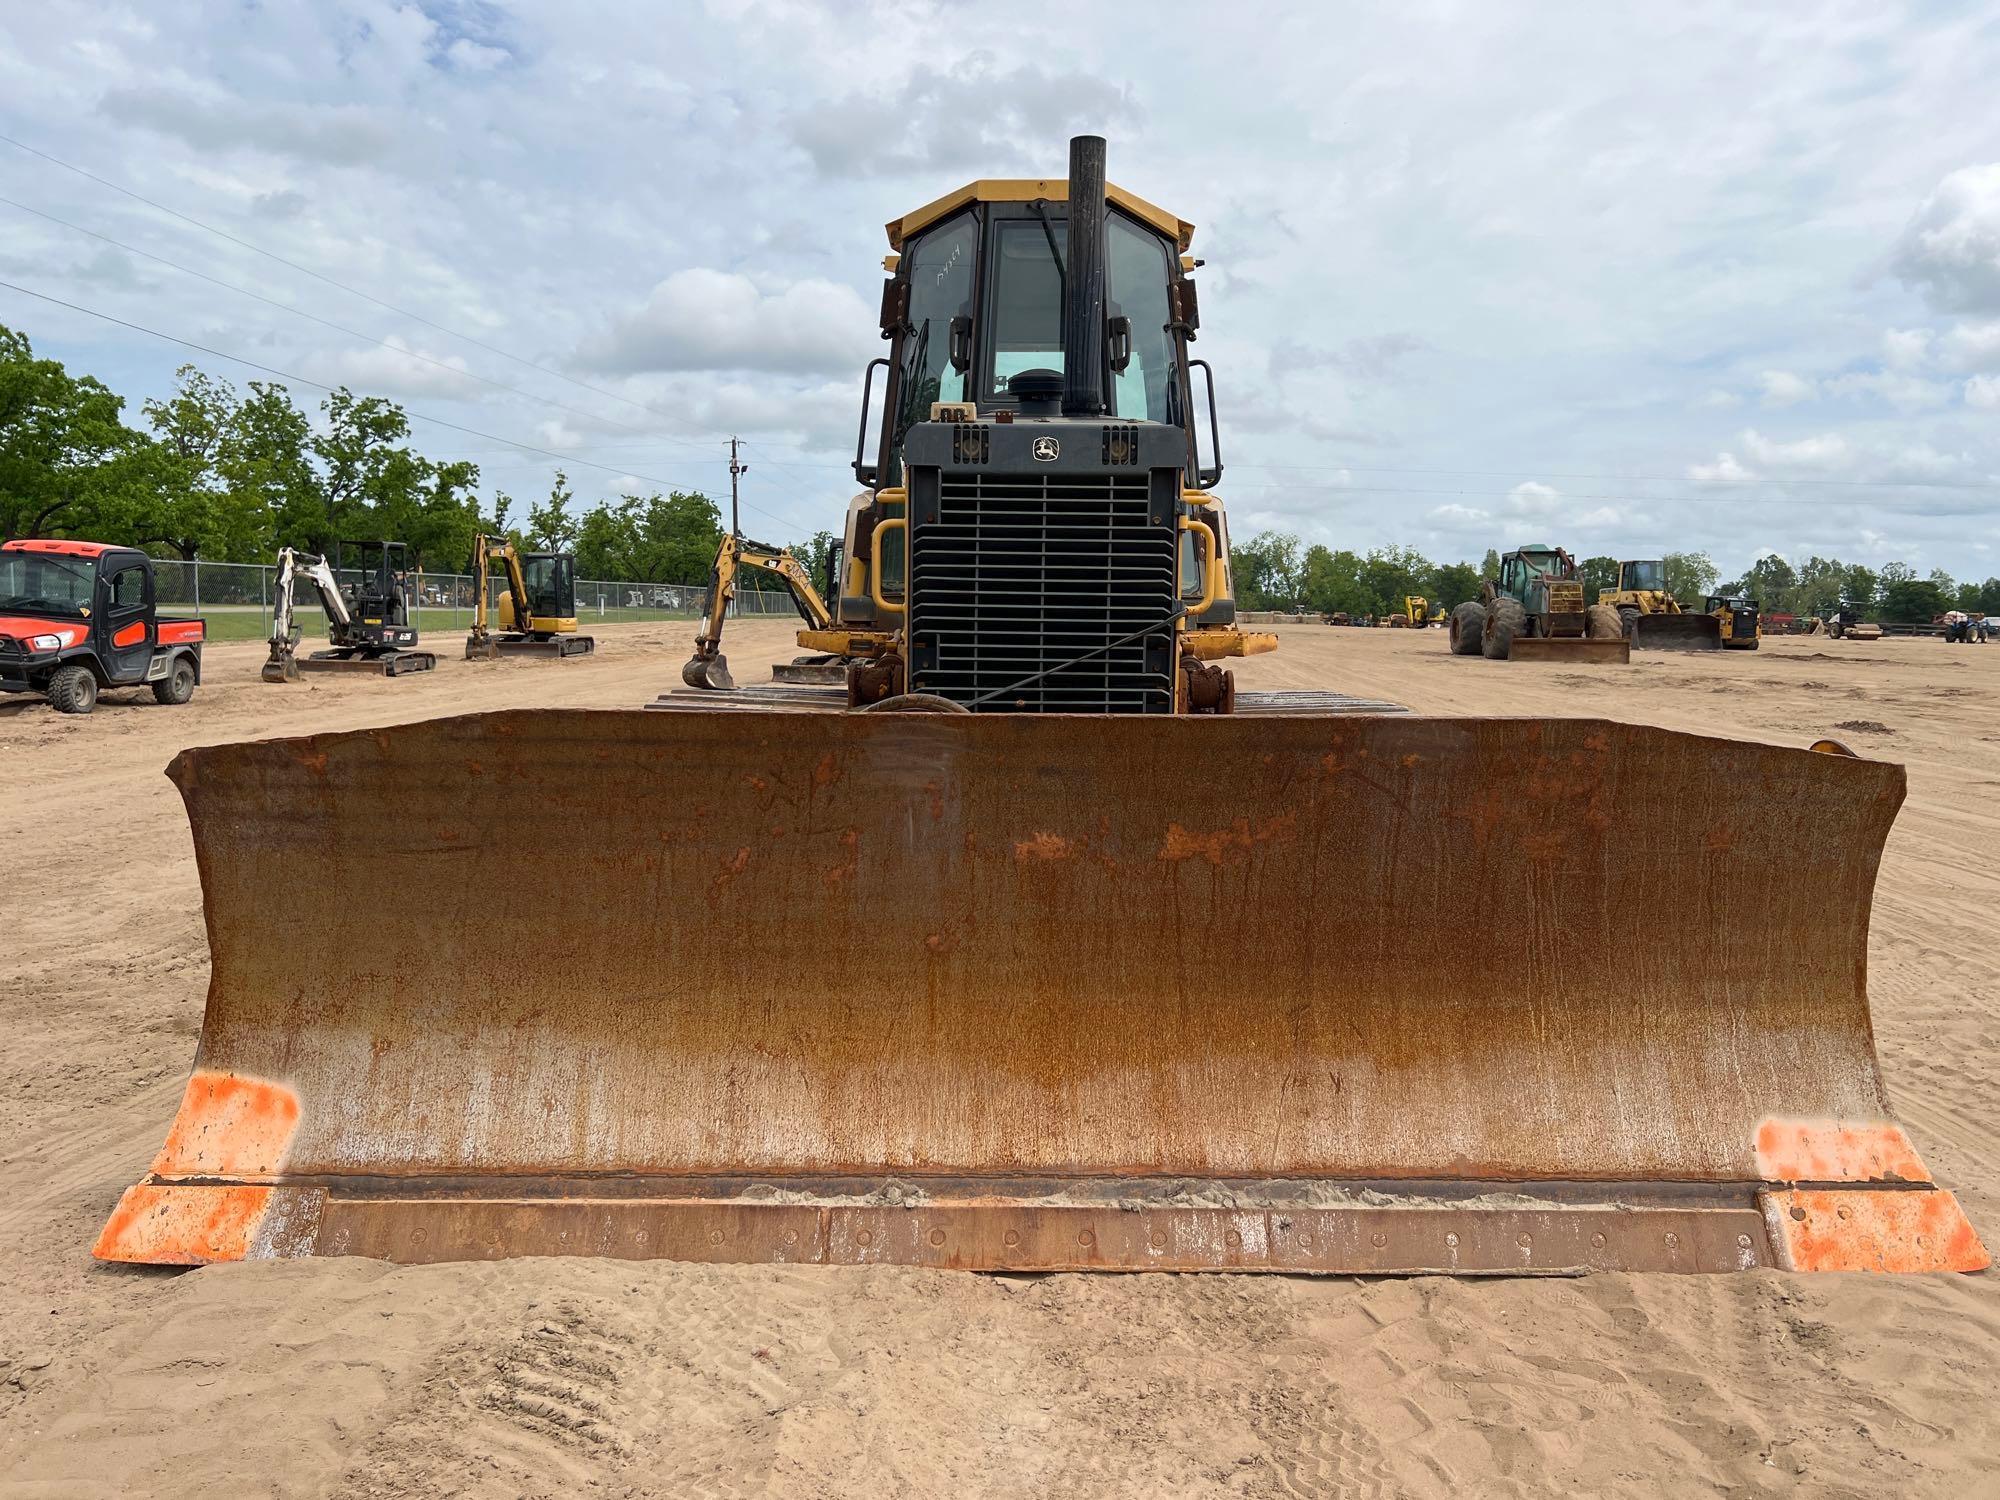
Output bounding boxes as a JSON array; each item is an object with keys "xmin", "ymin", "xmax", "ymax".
[
  {"xmin": 1762, "ymin": 1188, "xmax": 1989, "ymax": 1273},
  {"xmin": 1013, "ymin": 832, "xmax": 1078, "ymax": 862},
  {"xmin": 1157, "ymin": 814, "xmax": 1296, "ymax": 866},
  {"xmin": 150, "ymin": 1070, "xmax": 301, "ymax": 1179},
  {"xmin": 93, "ymin": 1184, "xmax": 273, "ymax": 1264},
  {"xmin": 1755, "ymin": 1118, "xmax": 1931, "ymax": 1184}
]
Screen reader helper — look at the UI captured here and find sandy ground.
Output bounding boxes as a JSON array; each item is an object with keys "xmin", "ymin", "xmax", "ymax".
[{"xmin": 1, "ymin": 619, "xmax": 1996, "ymax": 1498}]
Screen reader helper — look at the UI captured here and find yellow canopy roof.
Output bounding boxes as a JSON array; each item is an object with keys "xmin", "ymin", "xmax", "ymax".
[{"xmin": 885, "ymin": 178, "xmax": 1195, "ymax": 252}]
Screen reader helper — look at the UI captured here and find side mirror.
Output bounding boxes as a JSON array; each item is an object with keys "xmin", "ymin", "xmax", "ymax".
[
  {"xmin": 948, "ymin": 315, "xmax": 972, "ymax": 374},
  {"xmin": 1108, "ymin": 315, "xmax": 1132, "ymax": 373}
]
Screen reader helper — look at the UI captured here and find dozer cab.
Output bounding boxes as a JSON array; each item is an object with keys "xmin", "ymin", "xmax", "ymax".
[
  {"xmin": 1602, "ymin": 559, "xmax": 1724, "ymax": 651},
  {"xmin": 101, "ymin": 137, "xmax": 1984, "ymax": 1279},
  {"xmin": 1447, "ymin": 544, "xmax": 1628, "ymax": 663},
  {"xmin": 465, "ymin": 534, "xmax": 595, "ymax": 660}
]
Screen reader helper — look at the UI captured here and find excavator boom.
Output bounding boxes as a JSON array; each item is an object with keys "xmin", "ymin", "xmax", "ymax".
[{"xmin": 98, "ymin": 709, "xmax": 1985, "ymax": 1275}]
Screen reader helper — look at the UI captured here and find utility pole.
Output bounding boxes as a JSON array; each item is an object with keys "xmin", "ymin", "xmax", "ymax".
[{"xmin": 728, "ymin": 436, "xmax": 747, "ymax": 538}]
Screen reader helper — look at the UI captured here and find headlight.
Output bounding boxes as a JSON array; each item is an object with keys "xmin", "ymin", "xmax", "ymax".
[{"xmin": 30, "ymin": 634, "xmax": 65, "ymax": 651}]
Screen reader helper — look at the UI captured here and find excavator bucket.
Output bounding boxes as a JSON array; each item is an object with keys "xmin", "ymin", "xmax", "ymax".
[
  {"xmin": 1634, "ymin": 613, "xmax": 1725, "ymax": 651},
  {"xmin": 682, "ymin": 653, "xmax": 736, "ymax": 690},
  {"xmin": 98, "ymin": 711, "xmax": 1986, "ymax": 1276}
]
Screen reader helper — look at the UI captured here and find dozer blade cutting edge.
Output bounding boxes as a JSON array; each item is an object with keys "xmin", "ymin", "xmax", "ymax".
[{"xmin": 98, "ymin": 710, "xmax": 1986, "ymax": 1276}]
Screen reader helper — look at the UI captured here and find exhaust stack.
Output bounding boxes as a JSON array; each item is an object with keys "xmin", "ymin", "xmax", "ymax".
[{"xmin": 1061, "ymin": 134, "xmax": 1108, "ymax": 418}]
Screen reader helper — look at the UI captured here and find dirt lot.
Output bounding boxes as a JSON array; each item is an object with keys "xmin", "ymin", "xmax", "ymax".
[{"xmin": 2, "ymin": 621, "xmax": 1996, "ymax": 1498}]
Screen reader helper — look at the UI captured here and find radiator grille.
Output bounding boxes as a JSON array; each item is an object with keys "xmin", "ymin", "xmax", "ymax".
[{"xmin": 909, "ymin": 471, "xmax": 1177, "ymax": 712}]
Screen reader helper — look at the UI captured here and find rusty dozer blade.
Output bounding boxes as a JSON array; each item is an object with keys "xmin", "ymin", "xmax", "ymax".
[
  {"xmin": 1634, "ymin": 613, "xmax": 1725, "ymax": 651},
  {"xmin": 99, "ymin": 711, "xmax": 1986, "ymax": 1276}
]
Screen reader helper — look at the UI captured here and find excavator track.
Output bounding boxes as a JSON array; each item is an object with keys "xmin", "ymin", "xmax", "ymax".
[{"xmin": 97, "ymin": 709, "xmax": 1984, "ymax": 1275}]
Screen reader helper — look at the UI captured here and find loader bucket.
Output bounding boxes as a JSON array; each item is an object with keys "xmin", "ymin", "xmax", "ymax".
[
  {"xmin": 98, "ymin": 711, "xmax": 1986, "ymax": 1276},
  {"xmin": 1633, "ymin": 613, "xmax": 1724, "ymax": 651}
]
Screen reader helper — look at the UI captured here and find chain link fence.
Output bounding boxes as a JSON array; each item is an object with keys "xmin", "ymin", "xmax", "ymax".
[{"xmin": 146, "ymin": 560, "xmax": 796, "ymax": 643}]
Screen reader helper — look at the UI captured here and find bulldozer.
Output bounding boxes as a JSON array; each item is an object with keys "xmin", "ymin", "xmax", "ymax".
[
  {"xmin": 465, "ymin": 534, "xmax": 595, "ymax": 660},
  {"xmin": 1601, "ymin": 559, "xmax": 1724, "ymax": 651},
  {"xmin": 97, "ymin": 137, "xmax": 1984, "ymax": 1279}
]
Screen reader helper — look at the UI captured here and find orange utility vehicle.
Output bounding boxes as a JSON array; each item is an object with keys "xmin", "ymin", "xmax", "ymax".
[{"xmin": 0, "ymin": 540, "xmax": 205, "ymax": 713}]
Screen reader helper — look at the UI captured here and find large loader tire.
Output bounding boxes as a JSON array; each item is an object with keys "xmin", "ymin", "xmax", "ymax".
[
  {"xmin": 1586, "ymin": 604, "xmax": 1624, "ymax": 640},
  {"xmin": 1618, "ymin": 606, "xmax": 1641, "ymax": 640},
  {"xmin": 1448, "ymin": 602, "xmax": 1486, "ymax": 656},
  {"xmin": 1482, "ymin": 598, "xmax": 1526, "ymax": 660},
  {"xmin": 47, "ymin": 663, "xmax": 99, "ymax": 714}
]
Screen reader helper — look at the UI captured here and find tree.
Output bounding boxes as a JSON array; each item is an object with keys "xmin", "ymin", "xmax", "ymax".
[
  {"xmin": 1577, "ymin": 555, "xmax": 1618, "ymax": 598},
  {"xmin": 1960, "ymin": 577, "xmax": 2000, "ymax": 615},
  {"xmin": 218, "ymin": 382, "xmax": 313, "ymax": 560},
  {"xmin": 1430, "ymin": 561, "xmax": 1481, "ymax": 610},
  {"xmin": 0, "ymin": 323, "xmax": 139, "ymax": 541},
  {"xmin": 528, "ymin": 470, "xmax": 580, "ymax": 552},
  {"xmin": 1480, "ymin": 548, "xmax": 1501, "ymax": 581},
  {"xmin": 1880, "ymin": 576, "xmax": 1949, "ymax": 623},
  {"xmin": 1232, "ymin": 531, "xmax": 1304, "ymax": 610},
  {"xmin": 573, "ymin": 490, "xmax": 722, "ymax": 583},
  {"xmin": 1663, "ymin": 551, "xmax": 1718, "ymax": 607},
  {"xmin": 1741, "ymin": 554, "xmax": 1798, "ymax": 611},
  {"xmin": 1358, "ymin": 544, "xmax": 1430, "ymax": 617},
  {"xmin": 1301, "ymin": 545, "xmax": 1367, "ymax": 616},
  {"xmin": 1841, "ymin": 563, "xmax": 1878, "ymax": 609}
]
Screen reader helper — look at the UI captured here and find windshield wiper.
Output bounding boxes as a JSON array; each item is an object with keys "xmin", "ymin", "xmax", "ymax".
[{"xmin": 1030, "ymin": 200, "xmax": 1066, "ymax": 294}]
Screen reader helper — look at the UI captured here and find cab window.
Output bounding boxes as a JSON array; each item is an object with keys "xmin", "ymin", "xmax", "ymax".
[
  {"xmin": 888, "ymin": 212, "xmax": 977, "ymax": 484},
  {"xmin": 107, "ymin": 565, "xmax": 148, "ymax": 610},
  {"xmin": 987, "ymin": 219, "xmax": 1066, "ymax": 391},
  {"xmin": 1107, "ymin": 216, "xmax": 1175, "ymax": 422}
]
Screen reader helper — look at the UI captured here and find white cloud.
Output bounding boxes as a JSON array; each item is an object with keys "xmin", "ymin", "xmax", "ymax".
[
  {"xmin": 1758, "ymin": 370, "xmax": 1816, "ymax": 406},
  {"xmin": 1890, "ymin": 162, "xmax": 2000, "ymax": 314},
  {"xmin": 1967, "ymin": 374, "xmax": 2000, "ymax": 410},
  {"xmin": 1688, "ymin": 452, "xmax": 1755, "ymax": 483},
  {"xmin": 1939, "ymin": 321, "xmax": 2000, "ymax": 369},
  {"xmin": 299, "ymin": 337, "xmax": 482, "ymax": 399},
  {"xmin": 1574, "ymin": 506, "xmax": 1622, "ymax": 527},
  {"xmin": 1504, "ymin": 481, "xmax": 1561, "ymax": 516},
  {"xmin": 1696, "ymin": 389, "xmax": 1742, "ymax": 410},
  {"xmin": 1427, "ymin": 503, "xmax": 1490, "ymax": 525},
  {"xmin": 574, "ymin": 270, "xmax": 874, "ymax": 376},
  {"xmin": 1883, "ymin": 328, "xmax": 1932, "ymax": 370},
  {"xmin": 1820, "ymin": 370, "xmax": 1953, "ymax": 411},
  {"xmin": 1739, "ymin": 429, "xmax": 1853, "ymax": 470}
]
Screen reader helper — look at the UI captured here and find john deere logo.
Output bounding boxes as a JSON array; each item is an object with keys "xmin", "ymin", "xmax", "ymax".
[{"xmin": 1031, "ymin": 436, "xmax": 1060, "ymax": 461}]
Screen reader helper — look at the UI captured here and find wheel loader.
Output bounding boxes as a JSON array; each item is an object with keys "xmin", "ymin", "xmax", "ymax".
[
  {"xmin": 98, "ymin": 137, "xmax": 1985, "ymax": 1278},
  {"xmin": 1601, "ymin": 559, "xmax": 1724, "ymax": 650}
]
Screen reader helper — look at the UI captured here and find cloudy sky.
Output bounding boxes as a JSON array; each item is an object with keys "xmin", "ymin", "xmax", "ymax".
[{"xmin": 3, "ymin": 0, "xmax": 1998, "ymax": 579}]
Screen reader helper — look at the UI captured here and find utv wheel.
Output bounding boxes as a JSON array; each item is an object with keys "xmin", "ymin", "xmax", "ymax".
[
  {"xmin": 151, "ymin": 657, "xmax": 197, "ymax": 705},
  {"xmin": 47, "ymin": 663, "xmax": 99, "ymax": 714},
  {"xmin": 1586, "ymin": 604, "xmax": 1624, "ymax": 640},
  {"xmin": 1448, "ymin": 601, "xmax": 1486, "ymax": 656},
  {"xmin": 1482, "ymin": 598, "xmax": 1526, "ymax": 660}
]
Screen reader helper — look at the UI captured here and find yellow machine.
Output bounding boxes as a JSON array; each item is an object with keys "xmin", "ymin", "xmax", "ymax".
[
  {"xmin": 1405, "ymin": 596, "xmax": 1441, "ymax": 627},
  {"xmin": 1706, "ymin": 594, "xmax": 1762, "ymax": 650},
  {"xmin": 1600, "ymin": 559, "xmax": 1722, "ymax": 651},
  {"xmin": 99, "ymin": 136, "xmax": 1985, "ymax": 1281},
  {"xmin": 683, "ymin": 533, "xmax": 893, "ymax": 689},
  {"xmin": 465, "ymin": 534, "xmax": 594, "ymax": 660}
]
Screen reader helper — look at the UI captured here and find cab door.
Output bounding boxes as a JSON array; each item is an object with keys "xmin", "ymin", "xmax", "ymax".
[{"xmin": 99, "ymin": 560, "xmax": 155, "ymax": 683}]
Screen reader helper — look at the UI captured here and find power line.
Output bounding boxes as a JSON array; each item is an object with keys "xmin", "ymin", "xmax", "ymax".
[
  {"xmin": 0, "ymin": 192, "xmax": 744, "ymax": 458},
  {"xmin": 0, "ymin": 277, "xmax": 818, "ymax": 536},
  {"xmin": 0, "ymin": 130, "xmax": 824, "ymax": 459}
]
